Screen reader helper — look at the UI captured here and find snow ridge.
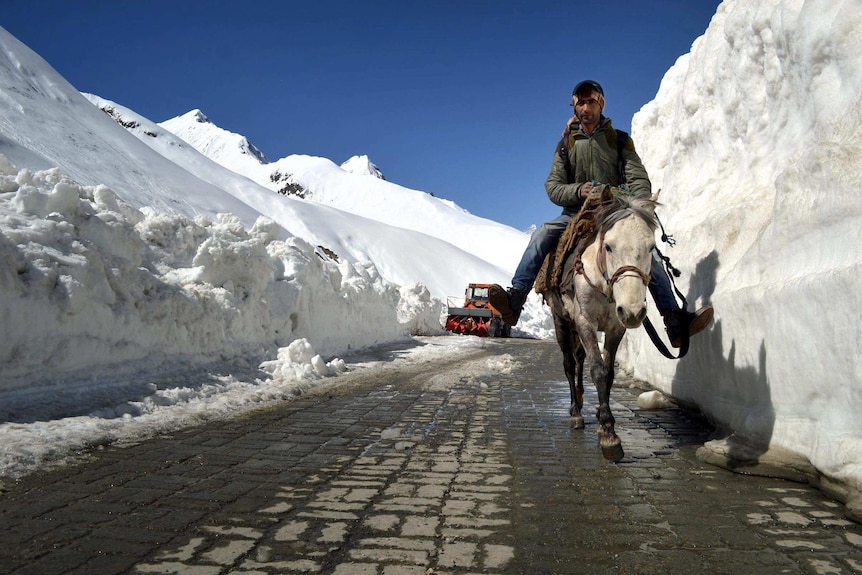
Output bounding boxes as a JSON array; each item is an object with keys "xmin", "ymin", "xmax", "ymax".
[
  {"xmin": 341, "ymin": 154, "xmax": 385, "ymax": 179},
  {"xmin": 160, "ymin": 109, "xmax": 270, "ymax": 172}
]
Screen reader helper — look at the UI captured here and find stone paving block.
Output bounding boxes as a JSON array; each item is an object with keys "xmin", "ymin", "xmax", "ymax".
[
  {"xmin": 381, "ymin": 496, "xmax": 439, "ymax": 508},
  {"xmin": 139, "ymin": 507, "xmax": 207, "ymax": 531},
  {"xmin": 200, "ymin": 538, "xmax": 256, "ymax": 565},
  {"xmin": 308, "ymin": 501, "xmax": 366, "ymax": 512},
  {"xmin": 319, "ymin": 521, "xmax": 348, "ymax": 543},
  {"xmin": 358, "ymin": 537, "xmax": 436, "ymax": 552},
  {"xmin": 6, "ymin": 549, "xmax": 90, "ymax": 575},
  {"xmin": 332, "ymin": 563, "xmax": 377, "ymax": 575},
  {"xmin": 444, "ymin": 516, "xmax": 510, "ymax": 528},
  {"xmin": 363, "ymin": 514, "xmax": 401, "ymax": 532},
  {"xmin": 348, "ymin": 547, "xmax": 428, "ymax": 564},
  {"xmin": 274, "ymin": 519, "xmax": 310, "ymax": 541},
  {"xmin": 3, "ymin": 521, "xmax": 86, "ymax": 553},
  {"xmin": 87, "ymin": 524, "xmax": 176, "ymax": 546},
  {"xmin": 483, "ymin": 543, "xmax": 516, "ymax": 570},
  {"xmin": 69, "ymin": 552, "xmax": 143, "ymax": 575},
  {"xmin": 438, "ymin": 540, "xmax": 478, "ymax": 568},
  {"xmin": 298, "ymin": 509, "xmax": 359, "ymax": 521},
  {"xmin": 442, "ymin": 499, "xmax": 476, "ymax": 515},
  {"xmin": 401, "ymin": 515, "xmax": 439, "ymax": 537},
  {"xmin": 72, "ymin": 534, "xmax": 156, "ymax": 556},
  {"xmin": 238, "ymin": 558, "xmax": 322, "ymax": 572},
  {"xmin": 415, "ymin": 484, "xmax": 448, "ymax": 499},
  {"xmin": 440, "ymin": 527, "xmax": 495, "ymax": 539},
  {"xmin": 381, "ymin": 565, "xmax": 428, "ymax": 575}
]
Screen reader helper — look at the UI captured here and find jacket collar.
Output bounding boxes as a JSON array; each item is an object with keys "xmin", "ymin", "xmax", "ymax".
[{"xmin": 580, "ymin": 115, "xmax": 610, "ymax": 136}]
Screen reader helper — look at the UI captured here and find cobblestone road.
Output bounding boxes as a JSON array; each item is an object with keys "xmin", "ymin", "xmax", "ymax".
[{"xmin": 1, "ymin": 338, "xmax": 861, "ymax": 574}]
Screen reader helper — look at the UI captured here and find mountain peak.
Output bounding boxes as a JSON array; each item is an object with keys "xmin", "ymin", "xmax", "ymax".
[
  {"xmin": 340, "ymin": 155, "xmax": 385, "ymax": 180},
  {"xmin": 188, "ymin": 109, "xmax": 210, "ymax": 124},
  {"xmin": 160, "ymin": 110, "xmax": 269, "ymax": 168}
]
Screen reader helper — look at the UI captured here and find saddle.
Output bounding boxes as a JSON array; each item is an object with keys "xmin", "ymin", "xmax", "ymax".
[{"xmin": 535, "ymin": 185, "xmax": 618, "ymax": 297}]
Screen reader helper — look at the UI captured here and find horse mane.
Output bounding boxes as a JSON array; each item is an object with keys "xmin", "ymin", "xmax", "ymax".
[
  {"xmin": 534, "ymin": 187, "xmax": 659, "ymax": 296},
  {"xmin": 596, "ymin": 193, "xmax": 659, "ymax": 234}
]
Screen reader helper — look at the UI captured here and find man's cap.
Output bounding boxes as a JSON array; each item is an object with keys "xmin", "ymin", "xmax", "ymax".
[{"xmin": 573, "ymin": 80, "xmax": 604, "ymax": 97}]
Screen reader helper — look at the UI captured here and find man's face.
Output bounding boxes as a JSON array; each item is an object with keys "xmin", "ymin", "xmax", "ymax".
[{"xmin": 572, "ymin": 89, "xmax": 603, "ymax": 126}]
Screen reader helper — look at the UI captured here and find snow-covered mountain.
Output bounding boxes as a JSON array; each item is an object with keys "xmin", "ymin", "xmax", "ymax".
[
  {"xmin": 83, "ymin": 93, "xmax": 524, "ymax": 302},
  {"xmin": 0, "ymin": 23, "xmax": 534, "ymax": 305},
  {"xmin": 158, "ymin": 110, "xmax": 524, "ymax": 272}
]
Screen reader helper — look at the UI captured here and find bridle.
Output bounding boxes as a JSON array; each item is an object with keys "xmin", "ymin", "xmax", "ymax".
[
  {"xmin": 575, "ymin": 229, "xmax": 651, "ymax": 303},
  {"xmin": 569, "ymin": 204, "xmax": 692, "ymax": 360}
]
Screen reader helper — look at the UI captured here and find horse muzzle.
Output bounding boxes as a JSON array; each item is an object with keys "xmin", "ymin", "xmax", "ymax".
[{"xmin": 616, "ymin": 303, "xmax": 648, "ymax": 328}]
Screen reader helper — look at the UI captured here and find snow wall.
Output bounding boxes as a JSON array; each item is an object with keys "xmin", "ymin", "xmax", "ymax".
[{"xmin": 623, "ymin": 0, "xmax": 862, "ymax": 516}]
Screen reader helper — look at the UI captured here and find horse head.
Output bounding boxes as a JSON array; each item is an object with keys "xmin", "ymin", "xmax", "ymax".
[{"xmin": 594, "ymin": 190, "xmax": 659, "ymax": 328}]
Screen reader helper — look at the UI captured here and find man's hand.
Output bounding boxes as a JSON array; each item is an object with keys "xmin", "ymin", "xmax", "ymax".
[{"xmin": 578, "ymin": 181, "xmax": 593, "ymax": 199}]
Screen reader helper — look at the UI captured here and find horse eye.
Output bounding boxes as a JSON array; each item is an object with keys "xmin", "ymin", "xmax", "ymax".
[{"xmin": 605, "ymin": 244, "xmax": 613, "ymax": 253}]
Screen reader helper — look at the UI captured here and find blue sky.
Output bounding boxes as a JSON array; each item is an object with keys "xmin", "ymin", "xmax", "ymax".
[{"xmin": 3, "ymin": 1, "xmax": 721, "ymax": 231}]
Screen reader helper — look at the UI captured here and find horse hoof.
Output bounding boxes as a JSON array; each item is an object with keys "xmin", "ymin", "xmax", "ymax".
[
  {"xmin": 601, "ymin": 443, "xmax": 625, "ymax": 463},
  {"xmin": 570, "ymin": 416, "xmax": 585, "ymax": 429}
]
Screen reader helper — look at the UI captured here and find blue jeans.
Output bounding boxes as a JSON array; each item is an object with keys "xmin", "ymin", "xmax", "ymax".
[
  {"xmin": 649, "ymin": 251, "xmax": 679, "ymax": 314},
  {"xmin": 511, "ymin": 213, "xmax": 571, "ymax": 292},
  {"xmin": 511, "ymin": 213, "xmax": 680, "ymax": 315}
]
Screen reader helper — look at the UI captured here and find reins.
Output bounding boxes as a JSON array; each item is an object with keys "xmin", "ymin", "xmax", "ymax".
[
  {"xmin": 643, "ymin": 210, "xmax": 691, "ymax": 359},
  {"xmin": 643, "ymin": 315, "xmax": 689, "ymax": 359}
]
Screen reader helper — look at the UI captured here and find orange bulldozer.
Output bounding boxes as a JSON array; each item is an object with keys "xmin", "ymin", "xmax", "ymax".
[{"xmin": 444, "ymin": 283, "xmax": 511, "ymax": 338}]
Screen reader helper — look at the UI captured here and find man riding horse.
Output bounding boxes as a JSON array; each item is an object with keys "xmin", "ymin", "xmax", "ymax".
[{"xmin": 490, "ymin": 80, "xmax": 713, "ymax": 347}]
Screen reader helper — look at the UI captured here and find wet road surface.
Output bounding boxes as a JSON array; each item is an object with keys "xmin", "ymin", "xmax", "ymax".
[{"xmin": 1, "ymin": 338, "xmax": 861, "ymax": 574}]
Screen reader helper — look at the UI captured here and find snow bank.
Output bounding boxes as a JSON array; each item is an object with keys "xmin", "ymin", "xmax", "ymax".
[
  {"xmin": 625, "ymin": 0, "xmax": 862, "ymax": 505},
  {"xmin": 0, "ymin": 154, "xmax": 442, "ymax": 389},
  {"xmin": 0, "ymin": 154, "xmax": 453, "ymax": 475}
]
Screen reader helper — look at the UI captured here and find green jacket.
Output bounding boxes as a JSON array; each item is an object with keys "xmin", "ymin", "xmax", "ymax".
[{"xmin": 545, "ymin": 116, "xmax": 651, "ymax": 215}]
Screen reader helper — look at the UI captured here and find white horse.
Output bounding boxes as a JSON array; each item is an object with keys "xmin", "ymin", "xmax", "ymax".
[{"xmin": 539, "ymin": 189, "xmax": 659, "ymax": 462}]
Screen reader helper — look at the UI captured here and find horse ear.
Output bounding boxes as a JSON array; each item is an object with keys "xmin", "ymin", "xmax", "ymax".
[
  {"xmin": 601, "ymin": 185, "xmax": 614, "ymax": 202},
  {"xmin": 651, "ymin": 189, "xmax": 661, "ymax": 203}
]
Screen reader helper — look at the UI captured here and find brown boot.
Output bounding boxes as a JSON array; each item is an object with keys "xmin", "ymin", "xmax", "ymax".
[
  {"xmin": 488, "ymin": 284, "xmax": 528, "ymax": 326},
  {"xmin": 664, "ymin": 306, "xmax": 714, "ymax": 348}
]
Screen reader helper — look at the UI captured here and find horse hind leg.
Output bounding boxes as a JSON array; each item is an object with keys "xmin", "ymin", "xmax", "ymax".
[
  {"xmin": 554, "ymin": 314, "xmax": 585, "ymax": 429},
  {"xmin": 563, "ymin": 346, "xmax": 585, "ymax": 429},
  {"xmin": 571, "ymin": 343, "xmax": 586, "ymax": 429}
]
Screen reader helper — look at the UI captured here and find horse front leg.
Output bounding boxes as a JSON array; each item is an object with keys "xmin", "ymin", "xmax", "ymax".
[
  {"xmin": 595, "ymin": 329, "xmax": 625, "ymax": 463},
  {"xmin": 570, "ymin": 318, "xmax": 619, "ymax": 461}
]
